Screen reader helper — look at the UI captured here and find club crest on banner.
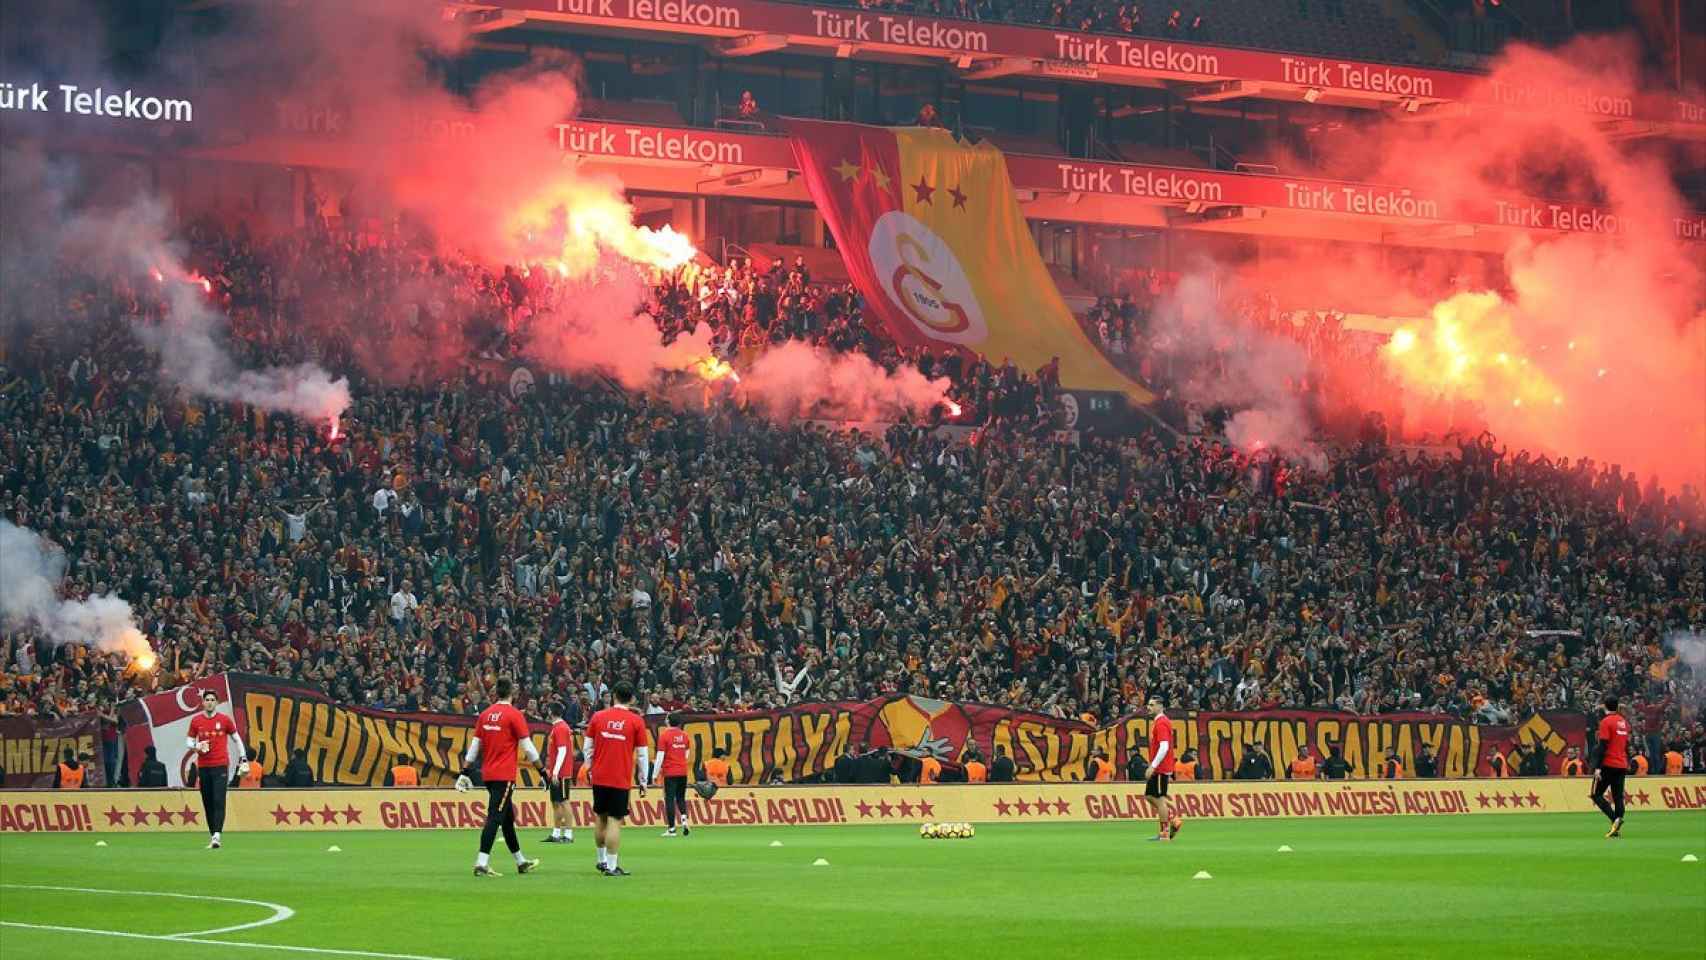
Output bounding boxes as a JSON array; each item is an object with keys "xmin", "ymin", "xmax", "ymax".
[{"xmin": 867, "ymin": 211, "xmax": 987, "ymax": 346}]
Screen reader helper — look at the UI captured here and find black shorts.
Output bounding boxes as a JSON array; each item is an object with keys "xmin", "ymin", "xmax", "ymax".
[
  {"xmin": 1144, "ymin": 772, "xmax": 1170, "ymax": 798},
  {"xmin": 549, "ymin": 779, "xmax": 571, "ymax": 805},
  {"xmin": 591, "ymin": 784, "xmax": 631, "ymax": 819},
  {"xmin": 1595, "ymin": 767, "xmax": 1627, "ymax": 795}
]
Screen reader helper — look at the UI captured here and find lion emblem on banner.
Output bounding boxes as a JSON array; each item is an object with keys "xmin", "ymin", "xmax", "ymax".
[
  {"xmin": 861, "ymin": 695, "xmax": 975, "ymax": 761},
  {"xmin": 867, "ymin": 211, "xmax": 989, "ymax": 346}
]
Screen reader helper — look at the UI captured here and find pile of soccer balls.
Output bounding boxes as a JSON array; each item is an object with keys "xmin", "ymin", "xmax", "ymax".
[{"xmin": 920, "ymin": 821, "xmax": 975, "ymax": 840}]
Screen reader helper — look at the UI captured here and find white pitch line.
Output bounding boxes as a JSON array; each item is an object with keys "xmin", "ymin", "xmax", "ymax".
[
  {"xmin": 0, "ymin": 883, "xmax": 293, "ymax": 937},
  {"xmin": 0, "ymin": 921, "xmax": 457, "ymax": 960},
  {"xmin": 0, "ymin": 883, "xmax": 456, "ymax": 960}
]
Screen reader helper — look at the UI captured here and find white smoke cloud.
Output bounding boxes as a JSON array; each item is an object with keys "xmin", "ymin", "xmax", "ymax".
[{"xmin": 0, "ymin": 521, "xmax": 151, "ymax": 660}]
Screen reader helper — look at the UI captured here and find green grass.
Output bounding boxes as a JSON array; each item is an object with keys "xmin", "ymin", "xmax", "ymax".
[{"xmin": 2, "ymin": 814, "xmax": 1703, "ymax": 959}]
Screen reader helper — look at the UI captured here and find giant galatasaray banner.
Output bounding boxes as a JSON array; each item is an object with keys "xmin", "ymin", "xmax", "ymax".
[
  {"xmin": 668, "ymin": 696, "xmax": 1589, "ymax": 784},
  {"xmin": 124, "ymin": 679, "xmax": 1589, "ymax": 788},
  {"xmin": 4, "ymin": 777, "xmax": 1703, "ymax": 833},
  {"xmin": 785, "ymin": 119, "xmax": 1151, "ymax": 400},
  {"xmin": 0, "ymin": 714, "xmax": 103, "ymax": 788}
]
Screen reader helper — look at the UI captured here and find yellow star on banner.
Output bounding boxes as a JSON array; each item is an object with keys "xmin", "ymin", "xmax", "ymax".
[
  {"xmin": 834, "ymin": 158, "xmax": 862, "ymax": 182},
  {"xmin": 869, "ymin": 165, "xmax": 890, "ymax": 190}
]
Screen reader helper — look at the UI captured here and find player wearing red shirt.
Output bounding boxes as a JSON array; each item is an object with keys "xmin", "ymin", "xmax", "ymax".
[
  {"xmin": 187, "ymin": 689, "xmax": 248, "ymax": 850},
  {"xmin": 456, "ymin": 678, "xmax": 542, "ymax": 877},
  {"xmin": 651, "ymin": 714, "xmax": 693, "ymax": 837},
  {"xmin": 544, "ymin": 702, "xmax": 576, "ymax": 844},
  {"xmin": 1591, "ymin": 694, "xmax": 1632, "ymax": 838},
  {"xmin": 583, "ymin": 681, "xmax": 651, "ymax": 876},
  {"xmin": 1144, "ymin": 697, "xmax": 1183, "ymax": 842}
]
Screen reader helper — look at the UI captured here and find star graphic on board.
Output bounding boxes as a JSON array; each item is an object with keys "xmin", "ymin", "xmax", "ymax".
[
  {"xmin": 912, "ymin": 177, "xmax": 935, "ymax": 204},
  {"xmin": 876, "ymin": 799, "xmax": 895, "ymax": 818},
  {"xmin": 342, "ymin": 805, "xmax": 362, "ymax": 824},
  {"xmin": 1475, "ymin": 793, "xmax": 1490, "ymax": 808},
  {"xmin": 855, "ymin": 800, "xmax": 874, "ymax": 818},
  {"xmin": 896, "ymin": 800, "xmax": 916, "ymax": 818},
  {"xmin": 180, "ymin": 806, "xmax": 199, "ymax": 825},
  {"xmin": 271, "ymin": 805, "xmax": 292, "ymax": 825},
  {"xmin": 916, "ymin": 799, "xmax": 935, "ymax": 817},
  {"xmin": 294, "ymin": 805, "xmax": 316, "ymax": 825},
  {"xmin": 128, "ymin": 806, "xmax": 151, "ymax": 825},
  {"xmin": 1492, "ymin": 793, "xmax": 1509, "ymax": 808},
  {"xmin": 992, "ymin": 798, "xmax": 1012, "ymax": 816},
  {"xmin": 868, "ymin": 165, "xmax": 891, "ymax": 190},
  {"xmin": 834, "ymin": 158, "xmax": 862, "ymax": 182},
  {"xmin": 1632, "ymin": 790, "xmax": 1651, "ymax": 807},
  {"xmin": 1525, "ymin": 792, "xmax": 1542, "ymax": 809},
  {"xmin": 155, "ymin": 806, "xmax": 177, "ymax": 825},
  {"xmin": 1014, "ymin": 798, "xmax": 1032, "ymax": 815},
  {"xmin": 1507, "ymin": 791, "xmax": 1523, "ymax": 807},
  {"xmin": 318, "ymin": 805, "xmax": 339, "ymax": 824},
  {"xmin": 104, "ymin": 807, "xmax": 126, "ymax": 827},
  {"xmin": 1033, "ymin": 797, "xmax": 1050, "ymax": 816},
  {"xmin": 949, "ymin": 185, "xmax": 968, "ymax": 209},
  {"xmin": 1052, "ymin": 798, "xmax": 1072, "ymax": 815}
]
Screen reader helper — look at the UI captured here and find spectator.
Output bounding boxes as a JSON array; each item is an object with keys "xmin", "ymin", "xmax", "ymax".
[
  {"xmin": 137, "ymin": 746, "xmax": 169, "ymax": 787},
  {"xmin": 284, "ymin": 749, "xmax": 316, "ymax": 788},
  {"xmin": 1416, "ymin": 747, "xmax": 1439, "ymax": 778},
  {"xmin": 990, "ymin": 746, "xmax": 1016, "ymax": 783},
  {"xmin": 1320, "ymin": 745, "xmax": 1351, "ymax": 780}
]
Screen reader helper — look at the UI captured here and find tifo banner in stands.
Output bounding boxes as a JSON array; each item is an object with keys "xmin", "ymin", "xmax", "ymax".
[
  {"xmin": 4, "ymin": 778, "xmax": 1702, "ymax": 833},
  {"xmin": 125, "ymin": 680, "xmax": 1588, "ymax": 787},
  {"xmin": 0, "ymin": 714, "xmax": 103, "ymax": 788},
  {"xmin": 784, "ymin": 119, "xmax": 1152, "ymax": 401},
  {"xmin": 669, "ymin": 696, "xmax": 1588, "ymax": 783},
  {"xmin": 119, "ymin": 674, "xmax": 235, "ymax": 788},
  {"xmin": 230, "ymin": 675, "xmax": 552, "ymax": 788}
]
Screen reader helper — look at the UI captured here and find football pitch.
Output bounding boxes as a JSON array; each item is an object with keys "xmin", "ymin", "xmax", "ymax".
[{"xmin": 2, "ymin": 814, "xmax": 1702, "ymax": 960}]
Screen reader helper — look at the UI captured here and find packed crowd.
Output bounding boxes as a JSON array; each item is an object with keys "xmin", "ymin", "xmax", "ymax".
[{"xmin": 2, "ymin": 221, "xmax": 1703, "ymax": 779}]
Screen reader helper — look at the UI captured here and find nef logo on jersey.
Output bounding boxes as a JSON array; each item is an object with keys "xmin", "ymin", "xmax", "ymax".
[{"xmin": 868, "ymin": 212, "xmax": 988, "ymax": 346}]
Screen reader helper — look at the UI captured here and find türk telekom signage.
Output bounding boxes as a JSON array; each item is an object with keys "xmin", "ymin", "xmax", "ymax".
[
  {"xmin": 553, "ymin": 119, "xmax": 1702, "ymax": 242},
  {"xmin": 472, "ymin": 0, "xmax": 1705, "ymax": 127}
]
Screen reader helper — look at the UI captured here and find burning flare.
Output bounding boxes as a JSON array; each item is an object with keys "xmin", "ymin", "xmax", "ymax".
[{"xmin": 686, "ymin": 355, "xmax": 740, "ymax": 383}]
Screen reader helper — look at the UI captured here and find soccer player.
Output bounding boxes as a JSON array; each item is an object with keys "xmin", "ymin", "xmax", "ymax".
[
  {"xmin": 652, "ymin": 712, "xmax": 692, "ymax": 837},
  {"xmin": 456, "ymin": 678, "xmax": 541, "ymax": 877},
  {"xmin": 584, "ymin": 680, "xmax": 650, "ymax": 876},
  {"xmin": 187, "ymin": 689, "xmax": 248, "ymax": 850},
  {"xmin": 543, "ymin": 702, "xmax": 575, "ymax": 844},
  {"xmin": 1590, "ymin": 694, "xmax": 1631, "ymax": 838},
  {"xmin": 1144, "ymin": 697, "xmax": 1181, "ymax": 841}
]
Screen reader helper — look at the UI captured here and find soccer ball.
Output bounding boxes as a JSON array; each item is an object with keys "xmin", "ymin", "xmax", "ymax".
[
  {"xmin": 964, "ymin": 823, "xmax": 976, "ymax": 838},
  {"xmin": 920, "ymin": 822, "xmax": 937, "ymax": 839},
  {"xmin": 948, "ymin": 823, "xmax": 965, "ymax": 839}
]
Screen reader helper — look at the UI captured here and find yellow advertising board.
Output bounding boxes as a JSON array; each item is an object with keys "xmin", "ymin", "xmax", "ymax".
[{"xmin": 4, "ymin": 777, "xmax": 1703, "ymax": 834}]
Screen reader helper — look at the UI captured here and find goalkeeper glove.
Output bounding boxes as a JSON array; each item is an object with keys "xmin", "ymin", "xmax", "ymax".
[{"xmin": 455, "ymin": 774, "xmax": 473, "ymax": 793}]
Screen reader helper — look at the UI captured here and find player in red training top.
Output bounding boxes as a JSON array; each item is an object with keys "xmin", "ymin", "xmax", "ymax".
[
  {"xmin": 543, "ymin": 701, "xmax": 576, "ymax": 844},
  {"xmin": 651, "ymin": 713, "xmax": 693, "ymax": 837},
  {"xmin": 187, "ymin": 689, "xmax": 248, "ymax": 850},
  {"xmin": 583, "ymin": 680, "xmax": 650, "ymax": 876},
  {"xmin": 456, "ymin": 678, "xmax": 542, "ymax": 877},
  {"xmin": 1591, "ymin": 694, "xmax": 1632, "ymax": 838},
  {"xmin": 1144, "ymin": 696, "xmax": 1182, "ymax": 842}
]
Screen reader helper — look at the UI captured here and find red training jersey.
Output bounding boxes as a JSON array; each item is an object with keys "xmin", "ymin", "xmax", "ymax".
[
  {"xmin": 476, "ymin": 702, "xmax": 531, "ymax": 782},
  {"xmin": 587, "ymin": 706, "xmax": 650, "ymax": 789},
  {"xmin": 546, "ymin": 720, "xmax": 575, "ymax": 781},
  {"xmin": 657, "ymin": 726, "xmax": 691, "ymax": 778},
  {"xmin": 188, "ymin": 712, "xmax": 238, "ymax": 768},
  {"xmin": 1597, "ymin": 711, "xmax": 1630, "ymax": 771},
  {"xmin": 1149, "ymin": 713, "xmax": 1176, "ymax": 775}
]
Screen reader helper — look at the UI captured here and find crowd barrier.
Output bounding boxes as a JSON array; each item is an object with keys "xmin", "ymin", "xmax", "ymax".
[{"xmin": 4, "ymin": 777, "xmax": 1702, "ymax": 834}]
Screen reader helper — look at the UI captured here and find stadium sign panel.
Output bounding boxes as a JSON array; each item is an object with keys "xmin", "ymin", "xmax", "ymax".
[
  {"xmin": 3, "ymin": 778, "xmax": 1702, "ymax": 832},
  {"xmin": 466, "ymin": 0, "xmax": 1705, "ymax": 128},
  {"xmin": 549, "ymin": 119, "xmax": 1696, "ymax": 242}
]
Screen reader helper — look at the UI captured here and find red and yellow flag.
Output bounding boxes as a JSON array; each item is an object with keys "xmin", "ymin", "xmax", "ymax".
[{"xmin": 784, "ymin": 119, "xmax": 1149, "ymax": 401}]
